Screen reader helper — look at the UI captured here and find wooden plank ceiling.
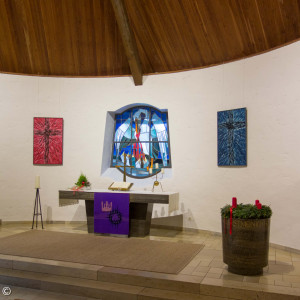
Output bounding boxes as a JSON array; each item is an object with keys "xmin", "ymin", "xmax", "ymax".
[{"xmin": 1, "ymin": 0, "xmax": 300, "ymax": 82}]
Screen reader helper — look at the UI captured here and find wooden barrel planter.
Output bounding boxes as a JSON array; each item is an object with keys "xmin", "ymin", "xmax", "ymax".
[{"xmin": 222, "ymin": 217, "xmax": 270, "ymax": 275}]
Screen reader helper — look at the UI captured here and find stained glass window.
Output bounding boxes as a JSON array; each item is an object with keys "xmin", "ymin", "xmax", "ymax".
[{"xmin": 111, "ymin": 106, "xmax": 171, "ymax": 178}]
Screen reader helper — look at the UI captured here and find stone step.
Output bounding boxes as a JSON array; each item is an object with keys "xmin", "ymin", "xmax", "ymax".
[
  {"xmin": 97, "ymin": 266, "xmax": 202, "ymax": 294},
  {"xmin": 0, "ymin": 255, "xmax": 299, "ymax": 300},
  {"xmin": 0, "ymin": 268, "xmax": 224, "ymax": 300},
  {"xmin": 138, "ymin": 288, "xmax": 231, "ymax": 300},
  {"xmin": 0, "ymin": 284, "xmax": 99, "ymax": 300},
  {"xmin": 0, "ymin": 267, "xmax": 143, "ymax": 300},
  {"xmin": 0, "ymin": 254, "xmax": 202, "ymax": 293},
  {"xmin": 0, "ymin": 254, "xmax": 100, "ymax": 280}
]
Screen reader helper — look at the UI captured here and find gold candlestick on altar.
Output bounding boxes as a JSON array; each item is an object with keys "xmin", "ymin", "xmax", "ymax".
[{"xmin": 152, "ymin": 169, "xmax": 164, "ymax": 192}]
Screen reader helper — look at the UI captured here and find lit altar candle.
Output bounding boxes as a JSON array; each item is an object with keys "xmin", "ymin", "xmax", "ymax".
[
  {"xmin": 161, "ymin": 168, "xmax": 164, "ymax": 174},
  {"xmin": 35, "ymin": 176, "xmax": 40, "ymax": 189},
  {"xmin": 149, "ymin": 168, "xmax": 152, "ymax": 174},
  {"xmin": 155, "ymin": 163, "xmax": 159, "ymax": 169}
]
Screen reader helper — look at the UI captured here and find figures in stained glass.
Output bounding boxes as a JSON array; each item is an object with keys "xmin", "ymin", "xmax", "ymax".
[{"xmin": 112, "ymin": 106, "xmax": 170, "ymax": 178}]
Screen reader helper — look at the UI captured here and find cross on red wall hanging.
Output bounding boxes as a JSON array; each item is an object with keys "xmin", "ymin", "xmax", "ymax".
[{"xmin": 33, "ymin": 117, "xmax": 63, "ymax": 165}]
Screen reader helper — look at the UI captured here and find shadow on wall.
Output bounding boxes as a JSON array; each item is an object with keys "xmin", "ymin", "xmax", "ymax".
[
  {"xmin": 46, "ymin": 205, "xmax": 86, "ymax": 223},
  {"xmin": 101, "ymin": 111, "xmax": 115, "ymax": 175},
  {"xmin": 151, "ymin": 203, "xmax": 198, "ymax": 230},
  {"xmin": 151, "ymin": 213, "xmax": 184, "ymax": 230},
  {"xmin": 46, "ymin": 206, "xmax": 52, "ymax": 223},
  {"xmin": 71, "ymin": 205, "xmax": 86, "ymax": 222}
]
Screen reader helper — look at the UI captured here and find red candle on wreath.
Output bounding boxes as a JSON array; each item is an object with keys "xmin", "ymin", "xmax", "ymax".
[
  {"xmin": 257, "ymin": 203, "xmax": 262, "ymax": 209},
  {"xmin": 232, "ymin": 197, "xmax": 237, "ymax": 208},
  {"xmin": 255, "ymin": 199, "xmax": 260, "ymax": 206},
  {"xmin": 230, "ymin": 207, "xmax": 233, "ymax": 234}
]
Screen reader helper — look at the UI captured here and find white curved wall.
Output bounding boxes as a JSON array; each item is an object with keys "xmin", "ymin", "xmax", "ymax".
[{"xmin": 1, "ymin": 41, "xmax": 300, "ymax": 250}]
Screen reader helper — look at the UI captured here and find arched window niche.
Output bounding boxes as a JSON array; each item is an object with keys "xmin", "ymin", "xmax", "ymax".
[{"xmin": 111, "ymin": 104, "xmax": 171, "ymax": 179}]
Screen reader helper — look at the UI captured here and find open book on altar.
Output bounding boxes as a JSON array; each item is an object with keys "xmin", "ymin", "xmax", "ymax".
[{"xmin": 108, "ymin": 182, "xmax": 133, "ymax": 191}]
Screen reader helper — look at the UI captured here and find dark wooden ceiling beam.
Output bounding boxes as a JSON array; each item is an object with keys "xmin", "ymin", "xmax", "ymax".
[{"xmin": 110, "ymin": 0, "xmax": 143, "ymax": 85}]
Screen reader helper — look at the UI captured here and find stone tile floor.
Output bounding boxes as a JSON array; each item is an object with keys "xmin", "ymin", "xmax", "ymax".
[{"xmin": 0, "ymin": 222, "xmax": 300, "ymax": 299}]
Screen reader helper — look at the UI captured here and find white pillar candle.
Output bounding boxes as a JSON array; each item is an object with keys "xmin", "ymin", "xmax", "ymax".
[
  {"xmin": 149, "ymin": 168, "xmax": 152, "ymax": 174},
  {"xmin": 35, "ymin": 176, "xmax": 40, "ymax": 189},
  {"xmin": 161, "ymin": 168, "xmax": 164, "ymax": 174},
  {"xmin": 155, "ymin": 163, "xmax": 159, "ymax": 169}
]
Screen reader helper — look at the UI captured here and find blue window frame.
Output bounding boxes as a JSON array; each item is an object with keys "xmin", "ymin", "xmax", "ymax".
[{"xmin": 111, "ymin": 105, "xmax": 171, "ymax": 178}]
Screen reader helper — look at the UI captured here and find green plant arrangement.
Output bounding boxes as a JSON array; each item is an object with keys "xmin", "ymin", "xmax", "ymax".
[
  {"xmin": 221, "ymin": 203, "xmax": 272, "ymax": 219},
  {"xmin": 75, "ymin": 173, "xmax": 91, "ymax": 187}
]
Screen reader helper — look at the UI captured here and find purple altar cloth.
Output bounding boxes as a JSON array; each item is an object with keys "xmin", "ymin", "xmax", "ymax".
[{"xmin": 94, "ymin": 193, "xmax": 129, "ymax": 235}]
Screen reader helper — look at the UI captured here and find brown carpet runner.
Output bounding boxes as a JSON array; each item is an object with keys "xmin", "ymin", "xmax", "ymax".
[{"xmin": 0, "ymin": 230, "xmax": 203, "ymax": 274}]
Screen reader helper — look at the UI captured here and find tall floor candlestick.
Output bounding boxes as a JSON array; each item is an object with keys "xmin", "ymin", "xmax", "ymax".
[{"xmin": 32, "ymin": 184, "xmax": 44, "ymax": 229}]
